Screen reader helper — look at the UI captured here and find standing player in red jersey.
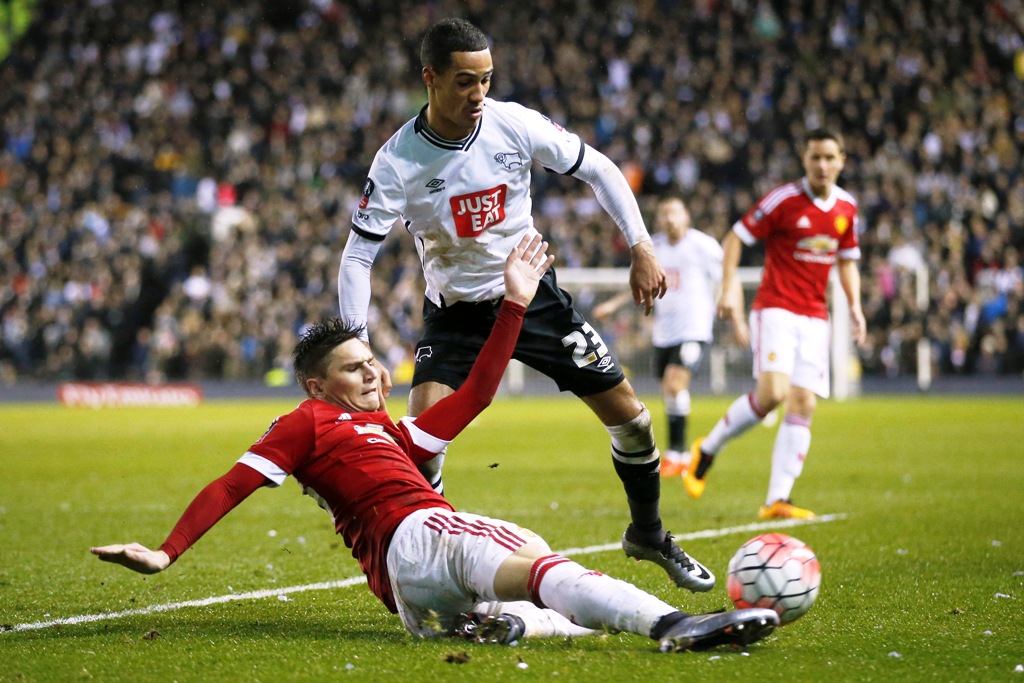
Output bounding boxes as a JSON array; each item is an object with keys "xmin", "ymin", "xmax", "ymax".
[
  {"xmin": 684, "ymin": 130, "xmax": 866, "ymax": 520},
  {"xmin": 91, "ymin": 236, "xmax": 779, "ymax": 652}
]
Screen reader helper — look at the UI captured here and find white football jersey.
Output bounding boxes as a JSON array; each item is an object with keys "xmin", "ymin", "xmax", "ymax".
[
  {"xmin": 651, "ymin": 229, "xmax": 723, "ymax": 346},
  {"xmin": 351, "ymin": 98, "xmax": 585, "ymax": 306}
]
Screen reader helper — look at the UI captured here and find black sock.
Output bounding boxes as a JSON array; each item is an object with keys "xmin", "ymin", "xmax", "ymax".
[
  {"xmin": 667, "ymin": 415, "xmax": 686, "ymax": 452},
  {"xmin": 693, "ymin": 451, "xmax": 715, "ymax": 479},
  {"xmin": 613, "ymin": 450, "xmax": 663, "ymax": 540}
]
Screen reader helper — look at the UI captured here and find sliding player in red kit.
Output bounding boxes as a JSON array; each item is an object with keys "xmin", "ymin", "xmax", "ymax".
[{"xmin": 92, "ymin": 236, "xmax": 778, "ymax": 652}]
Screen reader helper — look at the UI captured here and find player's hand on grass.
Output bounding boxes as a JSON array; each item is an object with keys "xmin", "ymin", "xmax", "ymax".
[
  {"xmin": 504, "ymin": 234, "xmax": 554, "ymax": 308},
  {"xmin": 91, "ymin": 542, "xmax": 171, "ymax": 574},
  {"xmin": 628, "ymin": 240, "xmax": 667, "ymax": 316}
]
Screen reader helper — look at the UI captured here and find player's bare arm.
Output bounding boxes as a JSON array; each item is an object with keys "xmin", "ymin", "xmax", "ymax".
[
  {"xmin": 91, "ymin": 542, "xmax": 170, "ymax": 575},
  {"xmin": 717, "ymin": 231, "xmax": 749, "ymax": 346},
  {"xmin": 592, "ymin": 291, "xmax": 633, "ymax": 321},
  {"xmin": 629, "ymin": 240, "xmax": 667, "ymax": 316},
  {"xmin": 838, "ymin": 259, "xmax": 867, "ymax": 346}
]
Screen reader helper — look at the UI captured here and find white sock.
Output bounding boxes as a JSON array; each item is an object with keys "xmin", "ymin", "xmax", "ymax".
[
  {"xmin": 664, "ymin": 389, "xmax": 690, "ymax": 417},
  {"xmin": 766, "ymin": 414, "xmax": 812, "ymax": 505},
  {"xmin": 702, "ymin": 392, "xmax": 766, "ymax": 455},
  {"xmin": 474, "ymin": 600, "xmax": 599, "ymax": 638},
  {"xmin": 529, "ymin": 555, "xmax": 676, "ymax": 637}
]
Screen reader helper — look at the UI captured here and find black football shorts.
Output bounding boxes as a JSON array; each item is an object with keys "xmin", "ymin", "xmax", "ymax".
[
  {"xmin": 653, "ymin": 341, "xmax": 709, "ymax": 379},
  {"xmin": 412, "ymin": 268, "xmax": 626, "ymax": 397}
]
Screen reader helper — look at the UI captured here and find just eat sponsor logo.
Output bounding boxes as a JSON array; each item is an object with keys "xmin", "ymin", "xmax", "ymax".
[{"xmin": 450, "ymin": 185, "xmax": 507, "ymax": 237}]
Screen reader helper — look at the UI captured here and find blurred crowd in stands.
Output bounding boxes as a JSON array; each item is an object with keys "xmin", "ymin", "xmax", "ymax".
[{"xmin": 1, "ymin": 0, "xmax": 1023, "ymax": 387}]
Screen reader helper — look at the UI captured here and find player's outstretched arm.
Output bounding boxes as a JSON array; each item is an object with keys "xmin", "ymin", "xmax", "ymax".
[
  {"xmin": 92, "ymin": 464, "xmax": 266, "ymax": 576},
  {"xmin": 91, "ymin": 543, "xmax": 170, "ymax": 575},
  {"xmin": 407, "ymin": 236, "xmax": 552, "ymax": 448},
  {"xmin": 503, "ymin": 234, "xmax": 554, "ymax": 308}
]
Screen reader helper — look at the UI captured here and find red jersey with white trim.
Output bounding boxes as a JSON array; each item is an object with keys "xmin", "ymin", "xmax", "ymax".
[
  {"xmin": 734, "ymin": 178, "xmax": 861, "ymax": 319},
  {"xmin": 352, "ymin": 98, "xmax": 584, "ymax": 306},
  {"xmin": 230, "ymin": 300, "xmax": 525, "ymax": 612},
  {"xmin": 242, "ymin": 401, "xmax": 453, "ymax": 612}
]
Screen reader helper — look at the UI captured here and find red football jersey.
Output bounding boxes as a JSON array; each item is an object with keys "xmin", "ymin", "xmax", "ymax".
[
  {"xmin": 735, "ymin": 178, "xmax": 861, "ymax": 319},
  {"xmin": 156, "ymin": 301, "xmax": 526, "ymax": 614},
  {"xmin": 247, "ymin": 401, "xmax": 453, "ymax": 612}
]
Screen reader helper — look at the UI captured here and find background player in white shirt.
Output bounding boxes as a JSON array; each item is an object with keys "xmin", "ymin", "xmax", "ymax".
[
  {"xmin": 594, "ymin": 197, "xmax": 732, "ymax": 478},
  {"xmin": 337, "ymin": 18, "xmax": 714, "ymax": 592},
  {"xmin": 684, "ymin": 130, "xmax": 867, "ymax": 520}
]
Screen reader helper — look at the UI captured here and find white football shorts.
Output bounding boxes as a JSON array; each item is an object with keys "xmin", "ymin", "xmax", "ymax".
[
  {"xmin": 749, "ymin": 307, "xmax": 831, "ymax": 398},
  {"xmin": 386, "ymin": 507, "xmax": 545, "ymax": 637}
]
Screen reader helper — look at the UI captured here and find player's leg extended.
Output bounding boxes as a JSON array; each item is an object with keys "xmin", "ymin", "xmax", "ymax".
[
  {"xmin": 582, "ymin": 382, "xmax": 714, "ymax": 592},
  {"xmin": 660, "ymin": 362, "xmax": 690, "ymax": 477},
  {"xmin": 685, "ymin": 309, "xmax": 792, "ymax": 499},
  {"xmin": 761, "ymin": 315, "xmax": 828, "ymax": 518},
  {"xmin": 495, "ymin": 547, "xmax": 775, "ymax": 650},
  {"xmin": 684, "ymin": 372, "xmax": 785, "ymax": 498},
  {"xmin": 761, "ymin": 386, "xmax": 816, "ymax": 519}
]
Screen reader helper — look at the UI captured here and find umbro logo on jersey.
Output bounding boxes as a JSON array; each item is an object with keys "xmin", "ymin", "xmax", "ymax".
[
  {"xmin": 797, "ymin": 215, "xmax": 811, "ymax": 228},
  {"xmin": 426, "ymin": 179, "xmax": 446, "ymax": 194},
  {"xmin": 597, "ymin": 357, "xmax": 615, "ymax": 371},
  {"xmin": 494, "ymin": 152, "xmax": 524, "ymax": 170}
]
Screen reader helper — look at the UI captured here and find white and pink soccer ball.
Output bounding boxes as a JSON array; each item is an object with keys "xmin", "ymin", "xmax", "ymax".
[{"xmin": 727, "ymin": 533, "xmax": 821, "ymax": 624}]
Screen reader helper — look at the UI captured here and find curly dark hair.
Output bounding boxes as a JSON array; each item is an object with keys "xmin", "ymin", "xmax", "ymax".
[
  {"xmin": 292, "ymin": 318, "xmax": 366, "ymax": 396},
  {"xmin": 420, "ymin": 17, "xmax": 489, "ymax": 72}
]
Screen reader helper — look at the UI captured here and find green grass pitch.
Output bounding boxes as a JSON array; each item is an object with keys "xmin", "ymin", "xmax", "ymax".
[{"xmin": 1, "ymin": 394, "xmax": 1022, "ymax": 681}]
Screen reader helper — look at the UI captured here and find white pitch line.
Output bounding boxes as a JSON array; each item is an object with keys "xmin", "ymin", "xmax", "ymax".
[
  {"xmin": 557, "ymin": 512, "xmax": 847, "ymax": 556},
  {"xmin": 4, "ymin": 513, "xmax": 844, "ymax": 634}
]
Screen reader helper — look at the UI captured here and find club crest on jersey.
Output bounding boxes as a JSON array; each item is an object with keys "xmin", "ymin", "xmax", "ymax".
[
  {"xmin": 450, "ymin": 185, "xmax": 507, "ymax": 237},
  {"xmin": 494, "ymin": 152, "xmax": 524, "ymax": 170},
  {"xmin": 834, "ymin": 215, "xmax": 850, "ymax": 234},
  {"xmin": 359, "ymin": 177, "xmax": 375, "ymax": 209}
]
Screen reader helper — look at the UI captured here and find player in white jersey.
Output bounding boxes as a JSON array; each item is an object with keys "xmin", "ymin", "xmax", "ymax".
[
  {"xmin": 594, "ymin": 197, "xmax": 732, "ymax": 478},
  {"xmin": 338, "ymin": 18, "xmax": 714, "ymax": 593}
]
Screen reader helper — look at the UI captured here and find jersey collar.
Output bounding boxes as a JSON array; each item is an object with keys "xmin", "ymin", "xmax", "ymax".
[
  {"xmin": 414, "ymin": 104, "xmax": 483, "ymax": 151},
  {"xmin": 801, "ymin": 177, "xmax": 838, "ymax": 212}
]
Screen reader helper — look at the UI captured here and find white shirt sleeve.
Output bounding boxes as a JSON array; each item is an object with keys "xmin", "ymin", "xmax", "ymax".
[
  {"xmin": 337, "ymin": 231, "xmax": 383, "ymax": 342},
  {"xmin": 237, "ymin": 452, "xmax": 288, "ymax": 487},
  {"xmin": 571, "ymin": 144, "xmax": 650, "ymax": 247}
]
